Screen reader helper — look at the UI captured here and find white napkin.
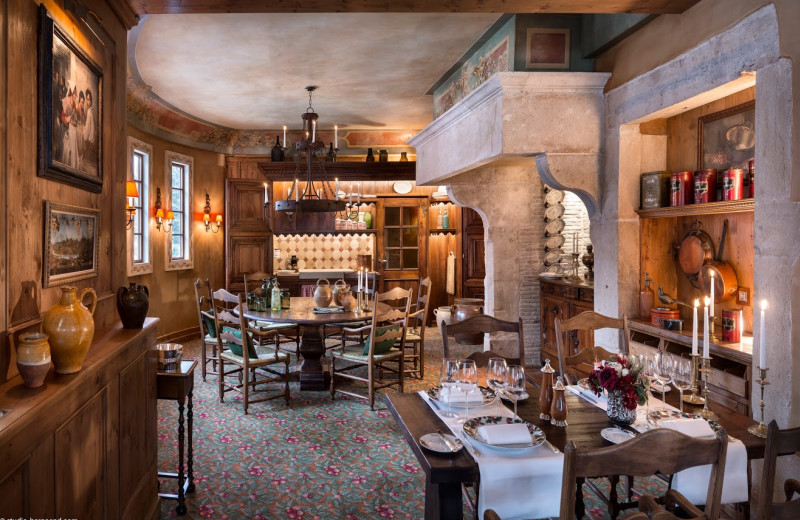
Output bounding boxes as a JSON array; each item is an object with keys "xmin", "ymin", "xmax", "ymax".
[
  {"xmin": 659, "ymin": 418, "xmax": 715, "ymax": 438},
  {"xmin": 477, "ymin": 423, "xmax": 532, "ymax": 446},
  {"xmin": 440, "ymin": 385, "xmax": 484, "ymax": 404}
]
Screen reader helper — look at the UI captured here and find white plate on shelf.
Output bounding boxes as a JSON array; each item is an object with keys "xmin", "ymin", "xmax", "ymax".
[
  {"xmin": 419, "ymin": 433, "xmax": 463, "ymax": 454},
  {"xmin": 601, "ymin": 427, "xmax": 636, "ymax": 444},
  {"xmin": 393, "ymin": 181, "xmax": 413, "ymax": 194}
]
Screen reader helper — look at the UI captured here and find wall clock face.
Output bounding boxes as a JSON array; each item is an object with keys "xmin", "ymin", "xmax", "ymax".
[
  {"xmin": 544, "ymin": 189, "xmax": 565, "ymax": 206},
  {"xmin": 545, "ymin": 234, "xmax": 565, "ymax": 251},
  {"xmin": 544, "ymin": 203, "xmax": 565, "ymax": 221},
  {"xmin": 544, "ymin": 218, "xmax": 565, "ymax": 236}
]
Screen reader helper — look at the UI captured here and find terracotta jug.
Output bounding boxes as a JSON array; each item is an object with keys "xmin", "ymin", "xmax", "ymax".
[
  {"xmin": 116, "ymin": 282, "xmax": 149, "ymax": 329},
  {"xmin": 16, "ymin": 332, "xmax": 51, "ymax": 388},
  {"xmin": 332, "ymin": 279, "xmax": 349, "ymax": 306},
  {"xmin": 340, "ymin": 290, "xmax": 356, "ymax": 312},
  {"xmin": 43, "ymin": 287, "xmax": 97, "ymax": 374},
  {"xmin": 313, "ymin": 278, "xmax": 333, "ymax": 308},
  {"xmin": 450, "ymin": 298, "xmax": 484, "ymax": 344},
  {"xmin": 539, "ymin": 359, "xmax": 555, "ymax": 420}
]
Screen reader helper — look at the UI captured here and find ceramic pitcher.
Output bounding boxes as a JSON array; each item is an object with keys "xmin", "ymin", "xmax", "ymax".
[
  {"xmin": 313, "ymin": 278, "xmax": 333, "ymax": 308},
  {"xmin": 116, "ymin": 282, "xmax": 149, "ymax": 329},
  {"xmin": 43, "ymin": 287, "xmax": 97, "ymax": 374},
  {"xmin": 16, "ymin": 332, "xmax": 51, "ymax": 388}
]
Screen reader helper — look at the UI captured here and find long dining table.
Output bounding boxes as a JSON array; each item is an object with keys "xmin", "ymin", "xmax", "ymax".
[{"xmin": 386, "ymin": 380, "xmax": 766, "ymax": 520}]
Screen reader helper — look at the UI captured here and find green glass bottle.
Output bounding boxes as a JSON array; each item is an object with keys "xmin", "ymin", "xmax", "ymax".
[
  {"xmin": 442, "ymin": 208, "xmax": 449, "ymax": 229},
  {"xmin": 363, "ymin": 210, "xmax": 373, "ymax": 229},
  {"xmin": 271, "ymin": 281, "xmax": 282, "ymax": 311}
]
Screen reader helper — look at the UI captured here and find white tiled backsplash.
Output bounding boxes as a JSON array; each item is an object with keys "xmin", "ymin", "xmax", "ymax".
[{"xmin": 273, "ymin": 234, "xmax": 375, "ymax": 271}]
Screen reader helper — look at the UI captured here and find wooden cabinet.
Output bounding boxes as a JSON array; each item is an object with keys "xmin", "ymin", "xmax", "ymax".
[
  {"xmin": 540, "ymin": 279, "xmax": 594, "ymax": 374},
  {"xmin": 461, "ymin": 208, "xmax": 485, "ymax": 300},
  {"xmin": 226, "ymin": 179, "xmax": 272, "ymax": 294},
  {"xmin": 0, "ymin": 319, "xmax": 159, "ymax": 520}
]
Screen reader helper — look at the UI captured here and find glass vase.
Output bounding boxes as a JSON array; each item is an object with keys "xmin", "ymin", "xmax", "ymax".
[{"xmin": 606, "ymin": 389, "xmax": 637, "ymax": 425}]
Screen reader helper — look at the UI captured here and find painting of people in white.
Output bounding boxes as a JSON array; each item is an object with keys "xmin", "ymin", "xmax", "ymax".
[{"xmin": 44, "ymin": 202, "xmax": 100, "ymax": 287}]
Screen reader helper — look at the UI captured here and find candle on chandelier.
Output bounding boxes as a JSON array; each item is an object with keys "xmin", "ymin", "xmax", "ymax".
[
  {"xmin": 264, "ymin": 183, "xmax": 268, "ymax": 204},
  {"xmin": 295, "ymin": 179, "xmax": 299, "ymax": 202},
  {"xmin": 692, "ymin": 299, "xmax": 699, "ymax": 356},
  {"xmin": 334, "ymin": 178, "xmax": 339, "ymax": 200},
  {"xmin": 703, "ymin": 296, "xmax": 710, "ymax": 358},
  {"xmin": 760, "ymin": 299, "xmax": 767, "ymax": 368},
  {"xmin": 334, "ymin": 125, "xmax": 338, "ymax": 149},
  {"xmin": 312, "ymin": 120, "xmax": 316, "ymax": 143},
  {"xmin": 283, "ymin": 125, "xmax": 287, "ymax": 147}
]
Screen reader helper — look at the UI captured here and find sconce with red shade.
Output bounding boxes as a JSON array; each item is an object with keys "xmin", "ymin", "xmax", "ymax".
[
  {"xmin": 203, "ymin": 192, "xmax": 222, "ymax": 233},
  {"xmin": 154, "ymin": 187, "xmax": 174, "ymax": 232},
  {"xmin": 125, "ymin": 181, "xmax": 138, "ymax": 230}
]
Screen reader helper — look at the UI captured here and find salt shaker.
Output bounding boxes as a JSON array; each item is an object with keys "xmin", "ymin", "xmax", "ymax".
[
  {"xmin": 539, "ymin": 359, "xmax": 555, "ymax": 420},
  {"xmin": 550, "ymin": 376, "xmax": 568, "ymax": 427}
]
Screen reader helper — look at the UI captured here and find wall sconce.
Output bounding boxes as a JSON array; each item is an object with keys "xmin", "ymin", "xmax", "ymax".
[
  {"xmin": 203, "ymin": 192, "xmax": 222, "ymax": 233},
  {"xmin": 154, "ymin": 187, "xmax": 173, "ymax": 232},
  {"xmin": 125, "ymin": 181, "xmax": 138, "ymax": 230}
]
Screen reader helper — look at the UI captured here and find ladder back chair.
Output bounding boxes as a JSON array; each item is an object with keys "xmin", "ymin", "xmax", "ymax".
[
  {"xmin": 440, "ymin": 314, "xmax": 524, "ymax": 367},
  {"xmin": 756, "ymin": 420, "xmax": 800, "ymax": 520},
  {"xmin": 194, "ymin": 278, "xmax": 221, "ymax": 381},
  {"xmin": 329, "ymin": 287, "xmax": 412, "ymax": 410},
  {"xmin": 402, "ymin": 277, "xmax": 431, "ymax": 379},
  {"xmin": 208, "ymin": 289, "xmax": 290, "ymax": 414},
  {"xmin": 243, "ymin": 271, "xmax": 300, "ymax": 356},
  {"xmin": 554, "ymin": 311, "xmax": 630, "ymax": 385}
]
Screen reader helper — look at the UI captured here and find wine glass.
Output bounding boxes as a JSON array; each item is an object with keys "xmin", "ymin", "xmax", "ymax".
[
  {"xmin": 653, "ymin": 351, "xmax": 673, "ymax": 415},
  {"xmin": 486, "ymin": 357, "xmax": 508, "ymax": 414},
  {"xmin": 439, "ymin": 358, "xmax": 459, "ymax": 419},
  {"xmin": 506, "ymin": 365, "xmax": 528, "ymax": 418},
  {"xmin": 457, "ymin": 360, "xmax": 478, "ymax": 422},
  {"xmin": 638, "ymin": 354, "xmax": 653, "ymax": 418},
  {"xmin": 672, "ymin": 357, "xmax": 693, "ymax": 414}
]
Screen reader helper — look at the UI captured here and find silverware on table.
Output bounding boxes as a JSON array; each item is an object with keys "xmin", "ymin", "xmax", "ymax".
[
  {"xmin": 428, "ymin": 399, "xmax": 441, "ymax": 411},
  {"xmin": 543, "ymin": 440, "xmax": 560, "ymax": 454},
  {"xmin": 436, "ymin": 429, "xmax": 458, "ymax": 452}
]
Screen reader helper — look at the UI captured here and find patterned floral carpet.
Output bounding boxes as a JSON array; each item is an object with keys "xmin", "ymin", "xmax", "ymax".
[{"xmin": 158, "ymin": 328, "xmax": 660, "ymax": 519}]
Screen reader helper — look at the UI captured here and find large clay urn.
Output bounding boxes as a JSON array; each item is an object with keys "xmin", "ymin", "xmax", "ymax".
[
  {"xmin": 313, "ymin": 278, "xmax": 333, "ymax": 308},
  {"xmin": 116, "ymin": 282, "xmax": 149, "ymax": 329},
  {"xmin": 332, "ymin": 279, "xmax": 349, "ymax": 306},
  {"xmin": 450, "ymin": 298, "xmax": 484, "ymax": 344},
  {"xmin": 43, "ymin": 287, "xmax": 97, "ymax": 374}
]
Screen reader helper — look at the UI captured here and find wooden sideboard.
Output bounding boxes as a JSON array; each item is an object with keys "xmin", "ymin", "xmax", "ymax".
[
  {"xmin": 0, "ymin": 319, "xmax": 160, "ymax": 520},
  {"xmin": 540, "ymin": 278, "xmax": 594, "ymax": 374}
]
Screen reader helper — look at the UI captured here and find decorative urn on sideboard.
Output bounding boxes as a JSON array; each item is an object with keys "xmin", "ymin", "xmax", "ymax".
[
  {"xmin": 43, "ymin": 287, "xmax": 97, "ymax": 374},
  {"xmin": 581, "ymin": 244, "xmax": 594, "ymax": 279},
  {"xmin": 117, "ymin": 282, "xmax": 149, "ymax": 329}
]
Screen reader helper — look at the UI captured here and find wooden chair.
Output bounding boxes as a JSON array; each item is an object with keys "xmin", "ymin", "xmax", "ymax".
[
  {"xmin": 324, "ymin": 271, "xmax": 379, "ymax": 348},
  {"xmin": 208, "ymin": 289, "xmax": 290, "ymax": 414},
  {"xmin": 440, "ymin": 314, "xmax": 524, "ymax": 367},
  {"xmin": 554, "ymin": 311, "xmax": 630, "ymax": 385},
  {"xmin": 401, "ymin": 277, "xmax": 431, "ymax": 379},
  {"xmin": 194, "ymin": 278, "xmax": 221, "ymax": 381},
  {"xmin": 329, "ymin": 287, "xmax": 411, "ymax": 410},
  {"xmin": 756, "ymin": 420, "xmax": 800, "ymax": 520},
  {"xmin": 243, "ymin": 271, "xmax": 300, "ymax": 356}
]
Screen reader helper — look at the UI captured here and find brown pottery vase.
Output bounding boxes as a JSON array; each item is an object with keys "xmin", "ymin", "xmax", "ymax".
[
  {"xmin": 117, "ymin": 282, "xmax": 149, "ymax": 329},
  {"xmin": 313, "ymin": 278, "xmax": 333, "ymax": 308},
  {"xmin": 450, "ymin": 298, "xmax": 484, "ymax": 344},
  {"xmin": 16, "ymin": 332, "xmax": 51, "ymax": 388},
  {"xmin": 340, "ymin": 290, "xmax": 356, "ymax": 312},
  {"xmin": 43, "ymin": 287, "xmax": 97, "ymax": 374}
]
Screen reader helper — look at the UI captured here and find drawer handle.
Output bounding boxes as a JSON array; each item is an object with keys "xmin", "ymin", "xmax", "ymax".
[{"xmin": 552, "ymin": 307, "xmax": 559, "ymax": 315}]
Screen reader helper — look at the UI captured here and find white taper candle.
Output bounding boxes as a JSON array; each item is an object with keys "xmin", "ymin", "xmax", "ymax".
[
  {"xmin": 710, "ymin": 270, "xmax": 715, "ymax": 317},
  {"xmin": 703, "ymin": 297, "xmax": 710, "ymax": 358},
  {"xmin": 760, "ymin": 300, "xmax": 767, "ymax": 368},
  {"xmin": 692, "ymin": 299, "xmax": 699, "ymax": 356}
]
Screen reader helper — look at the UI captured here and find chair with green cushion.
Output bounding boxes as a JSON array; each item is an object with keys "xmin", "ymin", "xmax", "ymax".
[
  {"xmin": 401, "ymin": 277, "xmax": 431, "ymax": 379},
  {"xmin": 329, "ymin": 287, "xmax": 412, "ymax": 410},
  {"xmin": 243, "ymin": 271, "xmax": 300, "ymax": 356},
  {"xmin": 210, "ymin": 288, "xmax": 290, "ymax": 414},
  {"xmin": 194, "ymin": 278, "xmax": 223, "ymax": 381}
]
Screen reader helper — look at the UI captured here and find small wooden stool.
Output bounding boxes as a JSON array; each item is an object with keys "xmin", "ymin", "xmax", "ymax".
[{"xmin": 157, "ymin": 358, "xmax": 197, "ymax": 516}]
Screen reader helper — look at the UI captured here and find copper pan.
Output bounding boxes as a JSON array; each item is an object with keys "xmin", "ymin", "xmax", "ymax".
[
  {"xmin": 699, "ymin": 219, "xmax": 738, "ymax": 302},
  {"xmin": 678, "ymin": 221, "xmax": 715, "ymax": 275}
]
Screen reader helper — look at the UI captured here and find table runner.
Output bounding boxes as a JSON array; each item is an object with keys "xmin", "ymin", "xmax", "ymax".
[
  {"xmin": 418, "ymin": 391, "xmax": 564, "ymax": 520},
  {"xmin": 566, "ymin": 385, "xmax": 749, "ymax": 505}
]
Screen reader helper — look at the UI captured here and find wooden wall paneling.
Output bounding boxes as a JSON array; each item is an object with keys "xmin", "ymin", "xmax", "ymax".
[
  {"xmin": 225, "ymin": 178, "xmax": 272, "ymax": 293},
  {"xmin": 226, "ymin": 179, "xmax": 271, "ymax": 234},
  {"xmin": 227, "ymin": 236, "xmax": 271, "ymax": 294},
  {"xmin": 639, "ymin": 217, "xmax": 678, "ymax": 319},
  {"xmin": 0, "ymin": 0, "xmax": 7, "ymax": 337},
  {"xmin": 461, "ymin": 208, "xmax": 485, "ymax": 300},
  {"xmin": 0, "ymin": 434, "xmax": 55, "ymax": 517}
]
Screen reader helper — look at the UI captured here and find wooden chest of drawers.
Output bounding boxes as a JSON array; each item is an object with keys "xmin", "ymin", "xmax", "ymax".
[{"xmin": 540, "ymin": 278, "xmax": 594, "ymax": 373}]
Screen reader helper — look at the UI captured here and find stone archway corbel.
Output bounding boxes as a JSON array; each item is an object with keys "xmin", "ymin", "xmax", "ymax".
[{"xmin": 535, "ymin": 153, "xmax": 600, "ymax": 218}]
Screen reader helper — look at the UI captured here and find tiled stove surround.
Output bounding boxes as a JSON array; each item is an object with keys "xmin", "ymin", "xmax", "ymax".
[{"xmin": 272, "ymin": 234, "xmax": 374, "ymax": 271}]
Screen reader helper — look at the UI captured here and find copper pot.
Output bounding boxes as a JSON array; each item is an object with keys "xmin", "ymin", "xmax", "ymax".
[
  {"xmin": 698, "ymin": 219, "xmax": 738, "ymax": 302},
  {"xmin": 678, "ymin": 225, "xmax": 715, "ymax": 276},
  {"xmin": 450, "ymin": 298, "xmax": 484, "ymax": 344}
]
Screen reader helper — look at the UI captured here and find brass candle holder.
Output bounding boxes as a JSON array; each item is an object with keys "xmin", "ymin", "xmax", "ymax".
[
  {"xmin": 359, "ymin": 289, "xmax": 370, "ymax": 313},
  {"xmin": 700, "ymin": 357, "xmax": 718, "ymax": 421},
  {"xmin": 748, "ymin": 367, "xmax": 769, "ymax": 438},
  {"xmin": 683, "ymin": 353, "xmax": 706, "ymax": 405}
]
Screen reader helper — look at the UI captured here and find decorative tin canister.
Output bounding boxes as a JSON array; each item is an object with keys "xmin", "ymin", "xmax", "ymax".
[
  {"xmin": 670, "ymin": 171, "xmax": 693, "ymax": 206},
  {"xmin": 748, "ymin": 159, "xmax": 755, "ymax": 198},
  {"xmin": 651, "ymin": 307, "xmax": 680, "ymax": 328},
  {"xmin": 722, "ymin": 169, "xmax": 744, "ymax": 201},
  {"xmin": 693, "ymin": 169, "xmax": 717, "ymax": 204},
  {"xmin": 641, "ymin": 171, "xmax": 671, "ymax": 209},
  {"xmin": 722, "ymin": 309, "xmax": 742, "ymax": 342}
]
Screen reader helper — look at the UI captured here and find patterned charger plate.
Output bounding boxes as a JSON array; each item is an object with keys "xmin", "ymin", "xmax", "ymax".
[
  {"xmin": 463, "ymin": 416, "xmax": 546, "ymax": 450},
  {"xmin": 427, "ymin": 385, "xmax": 496, "ymax": 407}
]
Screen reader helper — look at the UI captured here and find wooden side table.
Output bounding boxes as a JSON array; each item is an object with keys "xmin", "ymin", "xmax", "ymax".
[{"xmin": 157, "ymin": 358, "xmax": 197, "ymax": 515}]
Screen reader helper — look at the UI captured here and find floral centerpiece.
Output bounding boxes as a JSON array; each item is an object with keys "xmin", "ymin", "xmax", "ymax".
[{"xmin": 588, "ymin": 354, "xmax": 649, "ymax": 413}]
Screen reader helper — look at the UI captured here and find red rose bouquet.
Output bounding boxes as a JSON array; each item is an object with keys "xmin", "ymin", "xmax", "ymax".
[{"xmin": 588, "ymin": 354, "xmax": 649, "ymax": 411}]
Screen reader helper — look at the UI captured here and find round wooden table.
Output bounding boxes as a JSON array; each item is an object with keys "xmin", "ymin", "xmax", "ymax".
[{"xmin": 237, "ymin": 297, "xmax": 389, "ymax": 391}]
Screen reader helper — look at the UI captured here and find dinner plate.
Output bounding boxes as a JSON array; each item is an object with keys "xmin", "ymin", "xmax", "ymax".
[
  {"xmin": 544, "ymin": 203, "xmax": 565, "ymax": 221},
  {"xmin": 601, "ymin": 427, "xmax": 636, "ymax": 444},
  {"xmin": 427, "ymin": 385, "xmax": 496, "ymax": 407},
  {"xmin": 393, "ymin": 181, "xmax": 413, "ymax": 194},
  {"xmin": 544, "ymin": 188, "xmax": 565, "ymax": 206},
  {"xmin": 419, "ymin": 433, "xmax": 463, "ymax": 454},
  {"xmin": 545, "ymin": 218, "xmax": 565, "ymax": 236},
  {"xmin": 463, "ymin": 416, "xmax": 545, "ymax": 450},
  {"xmin": 545, "ymin": 233, "xmax": 566, "ymax": 251},
  {"xmin": 539, "ymin": 272, "xmax": 566, "ymax": 279}
]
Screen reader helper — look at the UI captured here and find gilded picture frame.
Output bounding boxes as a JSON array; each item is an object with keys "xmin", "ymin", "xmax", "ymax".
[
  {"xmin": 697, "ymin": 100, "xmax": 755, "ymax": 171},
  {"xmin": 44, "ymin": 201, "xmax": 100, "ymax": 288}
]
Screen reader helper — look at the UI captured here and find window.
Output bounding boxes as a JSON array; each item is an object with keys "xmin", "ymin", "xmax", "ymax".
[
  {"xmin": 127, "ymin": 137, "xmax": 152, "ymax": 276},
  {"xmin": 165, "ymin": 151, "xmax": 194, "ymax": 270},
  {"xmin": 384, "ymin": 206, "xmax": 419, "ymax": 270}
]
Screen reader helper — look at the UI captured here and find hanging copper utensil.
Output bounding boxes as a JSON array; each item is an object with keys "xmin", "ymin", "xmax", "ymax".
[{"xmin": 699, "ymin": 219, "xmax": 738, "ymax": 302}]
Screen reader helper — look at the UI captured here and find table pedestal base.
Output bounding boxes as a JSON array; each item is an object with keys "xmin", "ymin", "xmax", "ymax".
[{"xmin": 299, "ymin": 325, "xmax": 330, "ymax": 391}]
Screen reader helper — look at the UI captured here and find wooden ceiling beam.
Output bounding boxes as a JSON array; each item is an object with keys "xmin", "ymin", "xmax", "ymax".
[{"xmin": 127, "ymin": 0, "xmax": 700, "ymax": 15}]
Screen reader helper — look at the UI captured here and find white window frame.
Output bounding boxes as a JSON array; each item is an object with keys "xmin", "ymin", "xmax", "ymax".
[
  {"xmin": 127, "ymin": 137, "xmax": 153, "ymax": 276},
  {"xmin": 165, "ymin": 151, "xmax": 194, "ymax": 271}
]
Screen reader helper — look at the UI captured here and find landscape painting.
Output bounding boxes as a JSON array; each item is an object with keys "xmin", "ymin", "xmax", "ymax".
[{"xmin": 44, "ymin": 202, "xmax": 100, "ymax": 287}]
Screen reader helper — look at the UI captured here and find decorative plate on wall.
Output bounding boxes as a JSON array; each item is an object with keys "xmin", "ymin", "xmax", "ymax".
[
  {"xmin": 393, "ymin": 181, "xmax": 413, "ymax": 194},
  {"xmin": 544, "ymin": 188, "xmax": 565, "ymax": 206},
  {"xmin": 545, "ymin": 234, "xmax": 565, "ymax": 251},
  {"xmin": 544, "ymin": 203, "xmax": 565, "ymax": 221},
  {"xmin": 544, "ymin": 218, "xmax": 565, "ymax": 236},
  {"xmin": 544, "ymin": 250, "xmax": 561, "ymax": 265}
]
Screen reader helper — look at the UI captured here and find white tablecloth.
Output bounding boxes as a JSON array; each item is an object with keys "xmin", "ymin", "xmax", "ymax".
[{"xmin": 418, "ymin": 391, "xmax": 564, "ymax": 520}]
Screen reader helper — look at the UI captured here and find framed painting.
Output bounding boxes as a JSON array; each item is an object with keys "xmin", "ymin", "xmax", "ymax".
[
  {"xmin": 698, "ymin": 100, "xmax": 755, "ymax": 171},
  {"xmin": 37, "ymin": 4, "xmax": 103, "ymax": 193},
  {"xmin": 525, "ymin": 28, "xmax": 570, "ymax": 69},
  {"xmin": 44, "ymin": 202, "xmax": 100, "ymax": 287}
]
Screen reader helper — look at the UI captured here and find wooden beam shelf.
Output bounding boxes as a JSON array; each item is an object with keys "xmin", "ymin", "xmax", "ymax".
[
  {"xmin": 635, "ymin": 199, "xmax": 753, "ymax": 219},
  {"xmin": 258, "ymin": 161, "xmax": 416, "ymax": 181}
]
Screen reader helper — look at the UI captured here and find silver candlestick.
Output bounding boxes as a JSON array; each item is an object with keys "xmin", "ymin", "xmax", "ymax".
[
  {"xmin": 748, "ymin": 367, "xmax": 769, "ymax": 438},
  {"xmin": 683, "ymin": 353, "xmax": 705, "ymax": 405},
  {"xmin": 700, "ymin": 357, "xmax": 718, "ymax": 421}
]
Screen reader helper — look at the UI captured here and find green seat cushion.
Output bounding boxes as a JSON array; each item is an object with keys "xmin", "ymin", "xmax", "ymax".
[
  {"xmin": 202, "ymin": 311, "xmax": 217, "ymax": 338},
  {"xmin": 221, "ymin": 326, "xmax": 258, "ymax": 359},
  {"xmin": 363, "ymin": 325, "xmax": 403, "ymax": 355}
]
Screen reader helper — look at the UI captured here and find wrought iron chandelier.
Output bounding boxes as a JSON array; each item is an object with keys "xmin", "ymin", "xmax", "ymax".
[{"xmin": 275, "ymin": 86, "xmax": 347, "ymax": 216}]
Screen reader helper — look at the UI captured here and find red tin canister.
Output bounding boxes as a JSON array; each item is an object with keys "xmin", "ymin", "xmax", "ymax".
[
  {"xmin": 670, "ymin": 171, "xmax": 693, "ymax": 206},
  {"xmin": 651, "ymin": 307, "xmax": 680, "ymax": 329},
  {"xmin": 693, "ymin": 169, "xmax": 717, "ymax": 204},
  {"xmin": 748, "ymin": 159, "xmax": 754, "ymax": 198},
  {"xmin": 722, "ymin": 169, "xmax": 744, "ymax": 201},
  {"xmin": 721, "ymin": 309, "xmax": 742, "ymax": 342}
]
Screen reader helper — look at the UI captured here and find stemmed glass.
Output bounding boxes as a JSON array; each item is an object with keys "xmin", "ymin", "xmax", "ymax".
[
  {"xmin": 653, "ymin": 351, "xmax": 673, "ymax": 415},
  {"xmin": 457, "ymin": 360, "xmax": 478, "ymax": 422},
  {"xmin": 506, "ymin": 365, "xmax": 528, "ymax": 418},
  {"xmin": 439, "ymin": 358, "xmax": 459, "ymax": 419},
  {"xmin": 486, "ymin": 357, "xmax": 508, "ymax": 414},
  {"xmin": 639, "ymin": 354, "xmax": 653, "ymax": 418},
  {"xmin": 672, "ymin": 357, "xmax": 693, "ymax": 414}
]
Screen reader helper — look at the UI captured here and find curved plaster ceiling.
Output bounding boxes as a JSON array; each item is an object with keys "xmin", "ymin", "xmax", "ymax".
[{"xmin": 132, "ymin": 13, "xmax": 500, "ymax": 131}]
